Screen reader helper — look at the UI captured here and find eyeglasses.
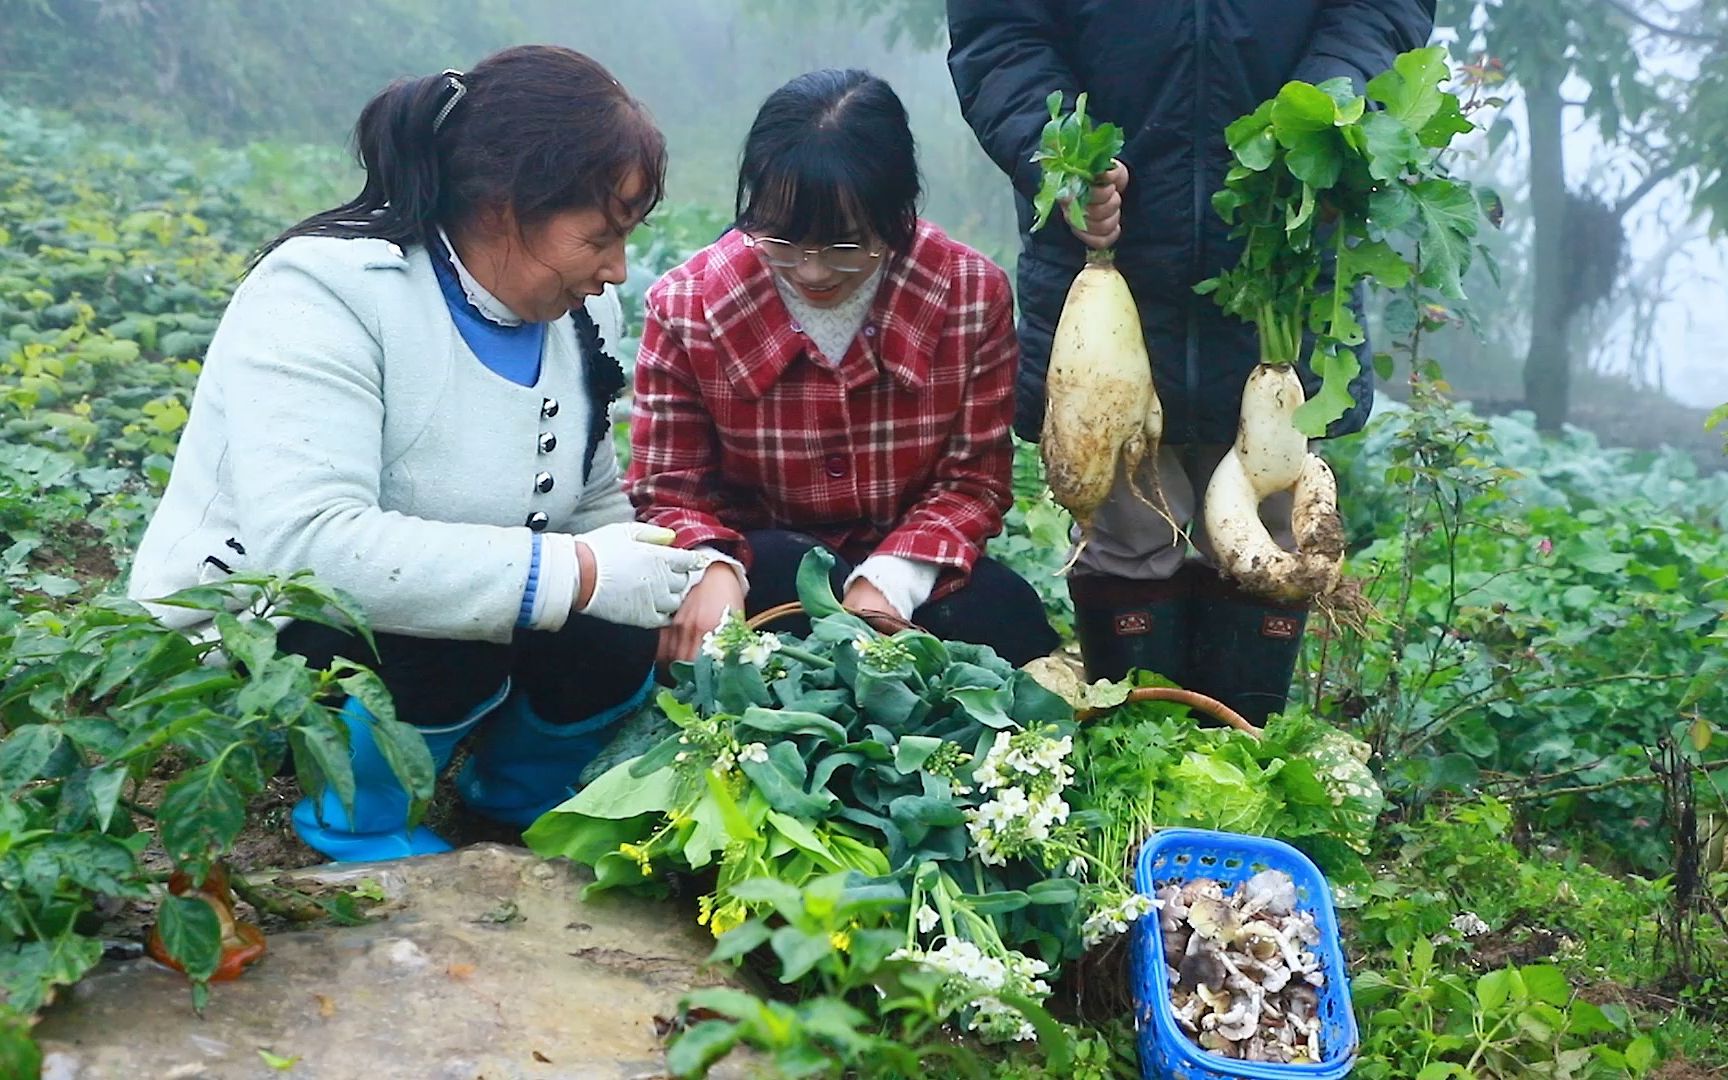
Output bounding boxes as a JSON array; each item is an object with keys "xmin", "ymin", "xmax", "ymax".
[{"xmin": 744, "ymin": 234, "xmax": 884, "ymax": 274}]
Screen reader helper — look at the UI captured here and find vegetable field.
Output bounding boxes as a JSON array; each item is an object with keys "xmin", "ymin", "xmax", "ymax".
[{"xmin": 1, "ymin": 96, "xmax": 1726, "ymax": 1079}]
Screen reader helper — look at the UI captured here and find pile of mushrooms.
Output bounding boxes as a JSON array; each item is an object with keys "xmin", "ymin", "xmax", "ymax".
[{"xmin": 1155, "ymin": 870, "xmax": 1326, "ymax": 1063}]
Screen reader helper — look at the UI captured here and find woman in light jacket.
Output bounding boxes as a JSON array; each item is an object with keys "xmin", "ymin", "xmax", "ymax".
[{"xmin": 130, "ymin": 46, "xmax": 702, "ymax": 861}]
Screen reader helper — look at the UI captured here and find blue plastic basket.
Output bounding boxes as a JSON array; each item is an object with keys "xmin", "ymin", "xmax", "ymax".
[{"xmin": 1130, "ymin": 828, "xmax": 1358, "ymax": 1080}]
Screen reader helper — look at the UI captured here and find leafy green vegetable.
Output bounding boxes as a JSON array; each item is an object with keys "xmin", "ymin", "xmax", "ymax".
[
  {"xmin": 1198, "ymin": 46, "xmax": 1486, "ymax": 435},
  {"xmin": 1030, "ymin": 92, "xmax": 1126, "ymax": 235}
]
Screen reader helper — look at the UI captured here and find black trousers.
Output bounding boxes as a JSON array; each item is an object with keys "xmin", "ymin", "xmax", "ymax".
[
  {"xmin": 740, "ymin": 529, "xmax": 1061, "ymax": 667},
  {"xmin": 278, "ymin": 613, "xmax": 657, "ymax": 729}
]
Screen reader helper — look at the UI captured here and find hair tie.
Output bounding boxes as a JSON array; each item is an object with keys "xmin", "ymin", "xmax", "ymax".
[{"xmin": 432, "ymin": 69, "xmax": 467, "ymax": 134}]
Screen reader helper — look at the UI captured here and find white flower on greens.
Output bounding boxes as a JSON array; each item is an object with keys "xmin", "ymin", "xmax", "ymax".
[
  {"xmin": 700, "ymin": 609, "xmax": 784, "ymax": 668},
  {"xmin": 916, "ymin": 905, "xmax": 941, "ymax": 934},
  {"xmin": 738, "ymin": 742, "xmax": 770, "ymax": 765},
  {"xmin": 1081, "ymin": 892, "xmax": 1161, "ymax": 948},
  {"xmin": 890, "ymin": 940, "xmax": 1051, "ymax": 1043}
]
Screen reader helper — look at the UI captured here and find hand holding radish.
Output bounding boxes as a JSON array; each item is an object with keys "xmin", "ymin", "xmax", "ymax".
[
  {"xmin": 1030, "ymin": 95, "xmax": 1170, "ymax": 562},
  {"xmin": 1065, "ymin": 160, "xmax": 1129, "ymax": 250}
]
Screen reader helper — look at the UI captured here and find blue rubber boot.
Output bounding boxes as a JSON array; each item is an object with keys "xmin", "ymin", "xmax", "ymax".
[
  {"xmin": 456, "ymin": 672, "xmax": 654, "ymax": 827},
  {"xmin": 291, "ymin": 680, "xmax": 511, "ymax": 861}
]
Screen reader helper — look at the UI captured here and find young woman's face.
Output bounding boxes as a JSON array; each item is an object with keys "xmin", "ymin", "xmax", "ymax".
[
  {"xmin": 750, "ymin": 223, "xmax": 884, "ymax": 310},
  {"xmin": 465, "ymin": 172, "xmax": 647, "ymax": 322}
]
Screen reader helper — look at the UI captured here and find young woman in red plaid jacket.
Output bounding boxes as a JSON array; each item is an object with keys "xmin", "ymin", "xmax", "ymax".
[{"xmin": 628, "ymin": 69, "xmax": 1060, "ymax": 668}]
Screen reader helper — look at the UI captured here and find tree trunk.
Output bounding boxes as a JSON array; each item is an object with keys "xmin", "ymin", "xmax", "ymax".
[{"xmin": 1522, "ymin": 73, "xmax": 1571, "ymax": 432}]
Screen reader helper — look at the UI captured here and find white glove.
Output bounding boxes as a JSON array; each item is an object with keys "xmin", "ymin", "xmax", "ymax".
[{"xmin": 574, "ymin": 522, "xmax": 706, "ymax": 629}]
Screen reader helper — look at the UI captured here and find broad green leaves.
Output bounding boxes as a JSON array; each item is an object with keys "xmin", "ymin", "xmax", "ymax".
[{"xmin": 1198, "ymin": 46, "xmax": 1486, "ymax": 435}]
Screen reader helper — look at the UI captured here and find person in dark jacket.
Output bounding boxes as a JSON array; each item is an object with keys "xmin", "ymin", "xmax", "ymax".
[{"xmin": 947, "ymin": 1, "xmax": 1434, "ymax": 722}]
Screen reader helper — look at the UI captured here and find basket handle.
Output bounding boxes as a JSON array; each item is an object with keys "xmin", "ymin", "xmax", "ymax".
[
  {"xmin": 1076, "ymin": 687, "xmax": 1262, "ymax": 740},
  {"xmin": 745, "ymin": 600, "xmax": 921, "ymax": 636}
]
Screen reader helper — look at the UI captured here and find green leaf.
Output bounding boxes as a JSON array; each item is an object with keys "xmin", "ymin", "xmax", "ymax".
[
  {"xmin": 1624, "ymin": 1035, "xmax": 1656, "ymax": 1072},
  {"xmin": 1271, "ymin": 82, "xmax": 1344, "ymax": 189},
  {"xmin": 949, "ymin": 686, "xmax": 1014, "ymax": 729},
  {"xmin": 665, "ymin": 1018, "xmax": 741, "ymax": 1078},
  {"xmin": 770, "ymin": 925, "xmax": 834, "ymax": 983},
  {"xmin": 157, "ymin": 763, "xmax": 248, "ymax": 867},
  {"xmin": 795, "ymin": 546, "xmax": 844, "ymax": 620},
  {"xmin": 290, "ymin": 715, "xmax": 356, "ymax": 819},
  {"xmin": 737, "ymin": 707, "xmax": 847, "ymax": 745},
  {"xmin": 1367, "ymin": 46, "xmax": 1449, "ymax": 131},
  {"xmin": 1360, "ymin": 112, "xmax": 1422, "ymax": 180},
  {"xmin": 0, "ymin": 724, "xmax": 65, "ymax": 793},
  {"xmin": 359, "ymin": 717, "xmax": 437, "ymax": 824},
  {"xmin": 0, "ymin": 1007, "xmax": 43, "ymax": 1080},
  {"xmin": 1520, "ymin": 964, "xmax": 1570, "ymax": 1006},
  {"xmin": 556, "ymin": 756, "xmax": 684, "ymax": 815},
  {"xmin": 1418, "ymin": 92, "xmax": 1474, "ymax": 148},
  {"xmin": 1292, "ymin": 347, "xmax": 1361, "ymax": 437},
  {"xmin": 726, "ymin": 877, "xmax": 806, "ymax": 919},
  {"xmin": 1026, "ymin": 878, "xmax": 1082, "ymax": 905},
  {"xmin": 0, "ymin": 935, "xmax": 103, "ymax": 1015},
  {"xmin": 962, "ymin": 890, "xmax": 1030, "ymax": 915},
  {"xmin": 258, "ymin": 1050, "xmax": 300, "ymax": 1070},
  {"xmin": 738, "ymin": 743, "xmax": 835, "ymax": 818},
  {"xmin": 893, "ymin": 735, "xmax": 944, "ymax": 773},
  {"xmin": 1337, "ymin": 238, "xmax": 1411, "ymax": 290},
  {"xmin": 708, "ymin": 919, "xmax": 772, "ymax": 964},
  {"xmin": 1476, "ymin": 968, "xmax": 1513, "ymax": 1012},
  {"xmin": 157, "ymin": 893, "xmax": 223, "ymax": 982},
  {"xmin": 1408, "ymin": 177, "xmax": 1480, "ymax": 299},
  {"xmin": 764, "ymin": 810, "xmax": 842, "ymax": 869}
]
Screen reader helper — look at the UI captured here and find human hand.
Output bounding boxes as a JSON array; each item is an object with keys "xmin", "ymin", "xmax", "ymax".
[
  {"xmin": 573, "ymin": 522, "xmax": 705, "ymax": 629},
  {"xmin": 843, "ymin": 577, "xmax": 910, "ymax": 634},
  {"xmin": 658, "ymin": 561, "xmax": 746, "ymax": 666},
  {"xmin": 1065, "ymin": 159, "xmax": 1129, "ymax": 250}
]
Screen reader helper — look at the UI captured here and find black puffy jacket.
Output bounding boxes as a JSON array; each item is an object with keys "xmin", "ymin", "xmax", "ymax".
[{"xmin": 947, "ymin": 0, "xmax": 1435, "ymax": 445}]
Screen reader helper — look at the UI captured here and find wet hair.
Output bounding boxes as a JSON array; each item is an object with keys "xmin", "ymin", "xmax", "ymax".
[
  {"xmin": 259, "ymin": 45, "xmax": 666, "ymax": 261},
  {"xmin": 734, "ymin": 69, "xmax": 921, "ymax": 253}
]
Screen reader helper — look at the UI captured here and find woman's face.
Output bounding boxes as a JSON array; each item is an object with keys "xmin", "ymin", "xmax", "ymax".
[
  {"xmin": 462, "ymin": 172, "xmax": 647, "ymax": 322},
  {"xmin": 751, "ymin": 224, "xmax": 884, "ymax": 310}
]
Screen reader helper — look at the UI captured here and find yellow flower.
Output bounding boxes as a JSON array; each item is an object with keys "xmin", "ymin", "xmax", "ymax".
[
  {"xmin": 829, "ymin": 930, "xmax": 852, "ymax": 953},
  {"xmin": 697, "ymin": 895, "xmax": 715, "ymax": 927},
  {"xmin": 711, "ymin": 901, "xmax": 747, "ymax": 937}
]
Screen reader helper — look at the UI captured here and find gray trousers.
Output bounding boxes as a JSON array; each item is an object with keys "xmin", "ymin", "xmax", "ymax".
[{"xmin": 1072, "ymin": 444, "xmax": 1297, "ymax": 581}]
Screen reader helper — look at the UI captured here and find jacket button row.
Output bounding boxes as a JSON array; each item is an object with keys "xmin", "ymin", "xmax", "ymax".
[
  {"xmin": 823, "ymin": 454, "xmax": 849, "ymax": 479},
  {"xmin": 538, "ymin": 432, "xmax": 557, "ymax": 454},
  {"xmin": 534, "ymin": 471, "xmax": 555, "ymax": 494},
  {"xmin": 525, "ymin": 511, "xmax": 549, "ymax": 532}
]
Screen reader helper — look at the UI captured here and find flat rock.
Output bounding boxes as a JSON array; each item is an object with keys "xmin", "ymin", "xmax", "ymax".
[{"xmin": 33, "ymin": 844, "xmax": 749, "ymax": 1079}]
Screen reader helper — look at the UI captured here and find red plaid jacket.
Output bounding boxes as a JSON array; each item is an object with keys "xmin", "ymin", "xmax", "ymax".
[{"xmin": 627, "ymin": 220, "xmax": 1017, "ymax": 598}]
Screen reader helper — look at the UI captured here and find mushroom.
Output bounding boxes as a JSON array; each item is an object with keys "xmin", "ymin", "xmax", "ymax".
[
  {"xmin": 1178, "ymin": 928, "xmax": 1229, "ymax": 989},
  {"xmin": 1239, "ymin": 869, "xmax": 1297, "ymax": 918}
]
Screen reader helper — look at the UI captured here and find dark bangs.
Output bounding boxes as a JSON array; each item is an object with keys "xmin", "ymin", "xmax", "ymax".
[
  {"xmin": 514, "ymin": 91, "xmax": 668, "ymax": 234},
  {"xmin": 735, "ymin": 69, "xmax": 920, "ymax": 252}
]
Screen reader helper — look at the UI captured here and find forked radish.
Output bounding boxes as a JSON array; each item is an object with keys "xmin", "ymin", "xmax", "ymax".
[
  {"xmin": 1203, "ymin": 365, "xmax": 1343, "ymax": 602},
  {"xmin": 1197, "ymin": 49, "xmax": 1486, "ymax": 602}
]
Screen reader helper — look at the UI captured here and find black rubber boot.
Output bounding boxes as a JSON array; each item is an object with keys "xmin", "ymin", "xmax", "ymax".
[
  {"xmin": 1187, "ymin": 570, "xmax": 1309, "ymax": 725},
  {"xmin": 1068, "ymin": 573, "xmax": 1191, "ymax": 685}
]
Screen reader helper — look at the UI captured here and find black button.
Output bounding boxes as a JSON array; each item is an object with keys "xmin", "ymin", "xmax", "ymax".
[
  {"xmin": 534, "ymin": 471, "xmax": 555, "ymax": 494},
  {"xmin": 541, "ymin": 397, "xmax": 559, "ymax": 419},
  {"xmin": 823, "ymin": 454, "xmax": 848, "ymax": 479},
  {"xmin": 538, "ymin": 432, "xmax": 557, "ymax": 454},
  {"xmin": 525, "ymin": 511, "xmax": 549, "ymax": 531}
]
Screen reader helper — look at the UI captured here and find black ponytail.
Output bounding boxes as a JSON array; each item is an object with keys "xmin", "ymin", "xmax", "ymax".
[{"xmin": 257, "ymin": 46, "xmax": 666, "ymax": 264}]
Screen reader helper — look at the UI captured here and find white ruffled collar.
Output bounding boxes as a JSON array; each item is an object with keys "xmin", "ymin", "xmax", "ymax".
[{"xmin": 438, "ymin": 227, "xmax": 525, "ymax": 327}]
